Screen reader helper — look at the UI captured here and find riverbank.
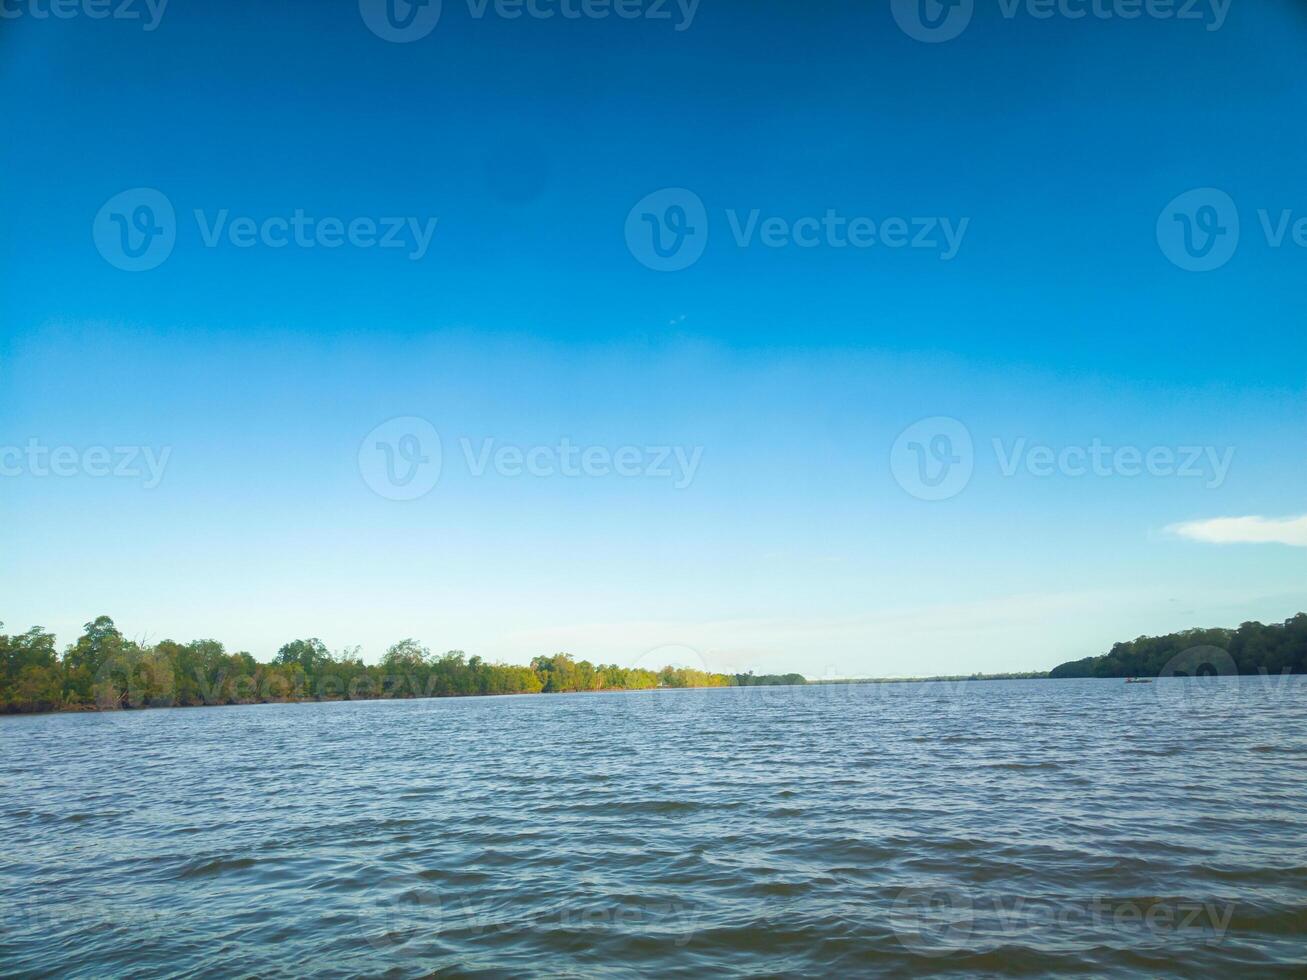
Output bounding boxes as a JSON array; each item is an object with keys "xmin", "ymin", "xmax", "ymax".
[{"xmin": 1, "ymin": 673, "xmax": 1073, "ymax": 719}]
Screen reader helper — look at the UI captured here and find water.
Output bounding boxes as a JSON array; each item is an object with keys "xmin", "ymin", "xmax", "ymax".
[{"xmin": 2, "ymin": 679, "xmax": 1305, "ymax": 977}]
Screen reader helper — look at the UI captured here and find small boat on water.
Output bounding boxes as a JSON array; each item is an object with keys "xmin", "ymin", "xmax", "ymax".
[{"xmin": 1125, "ymin": 677, "xmax": 1152, "ymax": 684}]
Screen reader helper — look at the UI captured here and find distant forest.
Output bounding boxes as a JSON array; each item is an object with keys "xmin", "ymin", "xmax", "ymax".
[
  {"xmin": 1050, "ymin": 613, "xmax": 1307, "ymax": 678},
  {"xmin": 9, "ymin": 612, "xmax": 1303, "ymax": 714},
  {"xmin": 0, "ymin": 616, "xmax": 807, "ymax": 715}
]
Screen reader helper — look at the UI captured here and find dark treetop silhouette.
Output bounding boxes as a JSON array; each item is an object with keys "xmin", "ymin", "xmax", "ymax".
[{"xmin": 1049, "ymin": 614, "xmax": 1307, "ymax": 679}]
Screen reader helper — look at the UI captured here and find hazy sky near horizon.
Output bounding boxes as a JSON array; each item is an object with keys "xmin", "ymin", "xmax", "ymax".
[{"xmin": 2, "ymin": 0, "xmax": 1305, "ymax": 676}]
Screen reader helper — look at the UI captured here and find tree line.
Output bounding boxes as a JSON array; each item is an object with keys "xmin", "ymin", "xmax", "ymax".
[
  {"xmin": 0, "ymin": 616, "xmax": 808, "ymax": 714},
  {"xmin": 1049, "ymin": 613, "xmax": 1307, "ymax": 679}
]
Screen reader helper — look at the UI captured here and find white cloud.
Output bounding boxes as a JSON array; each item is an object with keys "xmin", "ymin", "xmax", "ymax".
[{"xmin": 1168, "ymin": 514, "xmax": 1307, "ymax": 548}]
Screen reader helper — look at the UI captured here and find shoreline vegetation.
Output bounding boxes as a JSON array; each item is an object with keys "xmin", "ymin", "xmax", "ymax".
[
  {"xmin": 0, "ymin": 616, "xmax": 808, "ymax": 716},
  {"xmin": 1048, "ymin": 613, "xmax": 1307, "ymax": 679},
  {"xmin": 3, "ymin": 613, "xmax": 1304, "ymax": 717}
]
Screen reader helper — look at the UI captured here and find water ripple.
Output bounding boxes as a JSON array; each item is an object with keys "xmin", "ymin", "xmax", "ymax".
[{"xmin": 2, "ymin": 678, "xmax": 1306, "ymax": 975}]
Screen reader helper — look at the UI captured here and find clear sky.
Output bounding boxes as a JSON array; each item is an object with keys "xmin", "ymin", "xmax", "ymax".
[{"xmin": 2, "ymin": 0, "xmax": 1304, "ymax": 676}]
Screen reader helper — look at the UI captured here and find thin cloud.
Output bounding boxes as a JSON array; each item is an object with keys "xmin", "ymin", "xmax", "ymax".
[{"xmin": 1169, "ymin": 514, "xmax": 1307, "ymax": 548}]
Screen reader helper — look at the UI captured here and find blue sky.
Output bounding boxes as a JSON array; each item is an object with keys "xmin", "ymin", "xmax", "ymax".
[{"xmin": 2, "ymin": 0, "xmax": 1304, "ymax": 676}]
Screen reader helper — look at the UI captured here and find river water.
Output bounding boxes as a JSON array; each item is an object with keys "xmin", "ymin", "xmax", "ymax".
[{"xmin": 2, "ymin": 678, "xmax": 1305, "ymax": 977}]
